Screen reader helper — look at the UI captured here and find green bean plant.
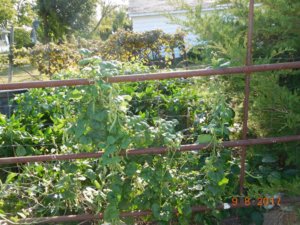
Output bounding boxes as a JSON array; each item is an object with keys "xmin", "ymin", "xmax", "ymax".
[{"xmin": 0, "ymin": 58, "xmax": 240, "ymax": 225}]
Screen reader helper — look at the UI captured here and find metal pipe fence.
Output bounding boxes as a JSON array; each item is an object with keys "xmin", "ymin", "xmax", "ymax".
[
  {"xmin": 14, "ymin": 197, "xmax": 300, "ymax": 224},
  {"xmin": 0, "ymin": 135, "xmax": 299, "ymax": 165},
  {"xmin": 0, "ymin": 61, "xmax": 299, "ymax": 90},
  {"xmin": 1, "ymin": 0, "xmax": 300, "ymax": 223},
  {"xmin": 239, "ymin": 0, "xmax": 254, "ymax": 196}
]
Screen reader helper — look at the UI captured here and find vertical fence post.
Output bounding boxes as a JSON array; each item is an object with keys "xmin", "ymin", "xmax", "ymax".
[
  {"xmin": 8, "ymin": 25, "xmax": 14, "ymax": 83},
  {"xmin": 239, "ymin": 0, "xmax": 255, "ymax": 195}
]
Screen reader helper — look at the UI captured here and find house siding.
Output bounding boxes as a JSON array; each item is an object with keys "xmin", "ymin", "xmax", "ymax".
[{"xmin": 130, "ymin": 13, "xmax": 198, "ymax": 48}]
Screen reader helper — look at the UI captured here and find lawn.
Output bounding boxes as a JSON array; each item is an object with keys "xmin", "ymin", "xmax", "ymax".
[{"xmin": 0, "ymin": 65, "xmax": 46, "ymax": 83}]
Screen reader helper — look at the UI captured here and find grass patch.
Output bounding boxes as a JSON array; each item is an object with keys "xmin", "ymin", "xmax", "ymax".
[{"xmin": 0, "ymin": 65, "xmax": 47, "ymax": 83}]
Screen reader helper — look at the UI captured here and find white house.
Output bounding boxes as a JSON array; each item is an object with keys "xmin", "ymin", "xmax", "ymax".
[
  {"xmin": 0, "ymin": 29, "xmax": 10, "ymax": 53},
  {"xmin": 128, "ymin": 0, "xmax": 215, "ymax": 49}
]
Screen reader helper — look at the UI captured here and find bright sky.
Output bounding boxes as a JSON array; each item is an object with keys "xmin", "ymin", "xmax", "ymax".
[
  {"xmin": 96, "ymin": 0, "xmax": 128, "ymax": 19},
  {"xmin": 110, "ymin": 0, "xmax": 128, "ymax": 5},
  {"xmin": 107, "ymin": 0, "xmax": 128, "ymax": 5}
]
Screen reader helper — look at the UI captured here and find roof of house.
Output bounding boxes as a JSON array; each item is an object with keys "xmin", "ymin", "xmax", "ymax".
[{"xmin": 128, "ymin": 0, "xmax": 215, "ymax": 15}]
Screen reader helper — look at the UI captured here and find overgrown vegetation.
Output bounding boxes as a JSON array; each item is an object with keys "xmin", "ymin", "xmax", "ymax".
[
  {"xmin": 0, "ymin": 58, "xmax": 238, "ymax": 224},
  {"xmin": 26, "ymin": 29, "xmax": 185, "ymax": 77},
  {"xmin": 30, "ymin": 43, "xmax": 81, "ymax": 77},
  {"xmin": 0, "ymin": 0, "xmax": 299, "ymax": 224},
  {"xmin": 171, "ymin": 0, "xmax": 300, "ymax": 222}
]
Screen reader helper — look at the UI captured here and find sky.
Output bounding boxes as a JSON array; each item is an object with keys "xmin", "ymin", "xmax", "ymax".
[
  {"xmin": 96, "ymin": 0, "xmax": 128, "ymax": 19},
  {"xmin": 108, "ymin": 0, "xmax": 128, "ymax": 5}
]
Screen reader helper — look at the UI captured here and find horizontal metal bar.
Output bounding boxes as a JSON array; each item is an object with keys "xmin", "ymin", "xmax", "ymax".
[
  {"xmin": 0, "ymin": 135, "xmax": 299, "ymax": 165},
  {"xmin": 8, "ymin": 197, "xmax": 300, "ymax": 224},
  {"xmin": 108, "ymin": 61, "xmax": 300, "ymax": 83},
  {"xmin": 0, "ymin": 79, "xmax": 93, "ymax": 90},
  {"xmin": 0, "ymin": 62, "xmax": 299, "ymax": 90}
]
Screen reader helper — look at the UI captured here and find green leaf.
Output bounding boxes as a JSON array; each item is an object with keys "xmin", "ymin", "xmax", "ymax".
[
  {"xmin": 79, "ymin": 48, "xmax": 92, "ymax": 56},
  {"xmin": 183, "ymin": 205, "xmax": 192, "ymax": 217},
  {"xmin": 75, "ymin": 120, "xmax": 85, "ymax": 138},
  {"xmin": 120, "ymin": 138, "xmax": 131, "ymax": 149},
  {"xmin": 69, "ymin": 89, "xmax": 82, "ymax": 100},
  {"xmin": 78, "ymin": 57, "xmax": 101, "ymax": 66},
  {"xmin": 94, "ymin": 180, "xmax": 101, "ymax": 189},
  {"xmin": 151, "ymin": 203, "xmax": 160, "ymax": 219},
  {"xmin": 17, "ymin": 212, "xmax": 26, "ymax": 219},
  {"xmin": 16, "ymin": 146, "xmax": 26, "ymax": 156},
  {"xmin": 262, "ymin": 155, "xmax": 278, "ymax": 163},
  {"xmin": 258, "ymin": 165, "xmax": 272, "ymax": 174},
  {"xmin": 5, "ymin": 173, "xmax": 18, "ymax": 183},
  {"xmin": 218, "ymin": 177, "xmax": 229, "ymax": 186},
  {"xmin": 125, "ymin": 162, "xmax": 138, "ymax": 176},
  {"xmin": 92, "ymin": 111, "xmax": 107, "ymax": 122},
  {"xmin": 197, "ymin": 134, "xmax": 212, "ymax": 144},
  {"xmin": 104, "ymin": 204, "xmax": 119, "ymax": 222},
  {"xmin": 79, "ymin": 136, "xmax": 91, "ymax": 145},
  {"xmin": 107, "ymin": 136, "xmax": 116, "ymax": 145},
  {"xmin": 267, "ymin": 171, "xmax": 281, "ymax": 184},
  {"xmin": 85, "ymin": 169, "xmax": 97, "ymax": 180}
]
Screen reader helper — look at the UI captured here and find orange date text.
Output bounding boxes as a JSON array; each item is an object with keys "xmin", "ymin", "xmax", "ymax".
[{"xmin": 231, "ymin": 197, "xmax": 281, "ymax": 207}]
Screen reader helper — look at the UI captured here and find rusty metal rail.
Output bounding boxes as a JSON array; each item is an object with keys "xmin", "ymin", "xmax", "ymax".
[
  {"xmin": 239, "ymin": 0, "xmax": 255, "ymax": 195},
  {"xmin": 0, "ymin": 135, "xmax": 299, "ymax": 165},
  {"xmin": 0, "ymin": 61, "xmax": 299, "ymax": 90},
  {"xmin": 5, "ymin": 197, "xmax": 299, "ymax": 224}
]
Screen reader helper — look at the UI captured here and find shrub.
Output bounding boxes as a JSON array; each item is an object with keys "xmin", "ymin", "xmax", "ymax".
[
  {"xmin": 0, "ymin": 53, "xmax": 8, "ymax": 71},
  {"xmin": 13, "ymin": 47, "xmax": 31, "ymax": 66},
  {"xmin": 30, "ymin": 43, "xmax": 81, "ymax": 77},
  {"xmin": 99, "ymin": 29, "xmax": 186, "ymax": 67},
  {"xmin": 14, "ymin": 28, "xmax": 33, "ymax": 49}
]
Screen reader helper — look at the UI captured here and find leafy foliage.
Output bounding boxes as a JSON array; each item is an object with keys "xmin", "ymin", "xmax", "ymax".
[
  {"xmin": 14, "ymin": 28, "xmax": 33, "ymax": 49},
  {"xmin": 36, "ymin": 0, "xmax": 97, "ymax": 41},
  {"xmin": 30, "ymin": 43, "xmax": 81, "ymax": 77},
  {"xmin": 1, "ymin": 47, "xmax": 31, "ymax": 69},
  {"xmin": 0, "ymin": 0, "xmax": 299, "ymax": 223},
  {"xmin": 99, "ymin": 29, "xmax": 186, "ymax": 67},
  {"xmin": 28, "ymin": 29, "xmax": 186, "ymax": 77},
  {"xmin": 13, "ymin": 47, "xmax": 30, "ymax": 66},
  {"xmin": 0, "ymin": 59, "xmax": 239, "ymax": 224},
  {"xmin": 15, "ymin": 0, "xmax": 36, "ymax": 26},
  {"xmin": 0, "ymin": 54, "xmax": 8, "ymax": 72},
  {"xmin": 0, "ymin": 0, "xmax": 15, "ymax": 24},
  {"xmin": 170, "ymin": 0, "xmax": 300, "ymax": 222},
  {"xmin": 98, "ymin": 9, "xmax": 133, "ymax": 41}
]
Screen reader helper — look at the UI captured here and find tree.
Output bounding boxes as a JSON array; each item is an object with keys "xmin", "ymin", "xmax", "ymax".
[
  {"xmin": 172, "ymin": 0, "xmax": 300, "ymax": 67},
  {"xmin": 172, "ymin": 0, "xmax": 300, "ymax": 99},
  {"xmin": 90, "ymin": 0, "xmax": 118, "ymax": 35},
  {"xmin": 14, "ymin": 27, "xmax": 33, "ymax": 48},
  {"xmin": 15, "ymin": 0, "xmax": 36, "ymax": 26},
  {"xmin": 36, "ymin": 0, "xmax": 97, "ymax": 42},
  {"xmin": 98, "ymin": 8, "xmax": 133, "ymax": 40},
  {"xmin": 0, "ymin": 0, "xmax": 36, "ymax": 27},
  {"xmin": 0, "ymin": 0, "xmax": 15, "ymax": 26},
  {"xmin": 172, "ymin": 0, "xmax": 300, "ymax": 190},
  {"xmin": 112, "ymin": 9, "xmax": 132, "ymax": 32}
]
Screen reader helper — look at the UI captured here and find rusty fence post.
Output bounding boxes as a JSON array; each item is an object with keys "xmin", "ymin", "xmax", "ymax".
[{"xmin": 239, "ymin": 0, "xmax": 255, "ymax": 195}]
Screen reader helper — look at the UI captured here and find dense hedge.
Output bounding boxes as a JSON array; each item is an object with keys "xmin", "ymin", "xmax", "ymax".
[{"xmin": 28, "ymin": 29, "xmax": 186, "ymax": 77}]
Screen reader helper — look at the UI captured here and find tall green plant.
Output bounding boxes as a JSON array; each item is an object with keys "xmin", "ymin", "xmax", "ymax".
[
  {"xmin": 172, "ymin": 0, "xmax": 300, "ymax": 141},
  {"xmin": 171, "ymin": 0, "xmax": 300, "ymax": 222},
  {"xmin": 0, "ymin": 59, "xmax": 239, "ymax": 224},
  {"xmin": 36, "ymin": 0, "xmax": 97, "ymax": 41}
]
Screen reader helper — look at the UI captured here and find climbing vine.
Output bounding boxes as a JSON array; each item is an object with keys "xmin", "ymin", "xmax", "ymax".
[{"xmin": 1, "ymin": 58, "xmax": 241, "ymax": 224}]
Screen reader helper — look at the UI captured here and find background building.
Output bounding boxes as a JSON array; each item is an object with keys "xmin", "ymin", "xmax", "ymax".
[{"xmin": 128, "ymin": 0, "xmax": 215, "ymax": 48}]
